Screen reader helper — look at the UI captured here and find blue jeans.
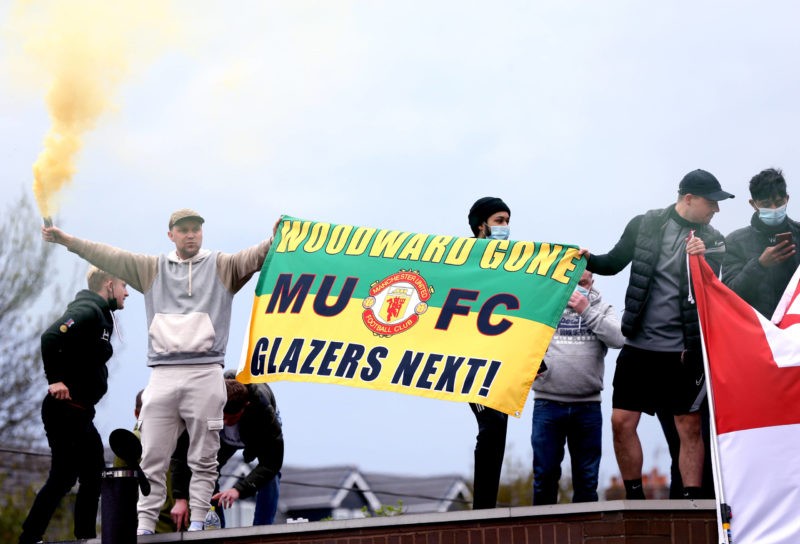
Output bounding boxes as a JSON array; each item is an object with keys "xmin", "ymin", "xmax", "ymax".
[
  {"xmin": 531, "ymin": 399, "xmax": 601, "ymax": 504},
  {"xmin": 253, "ymin": 472, "xmax": 280, "ymax": 525},
  {"xmin": 215, "ymin": 473, "xmax": 280, "ymax": 527}
]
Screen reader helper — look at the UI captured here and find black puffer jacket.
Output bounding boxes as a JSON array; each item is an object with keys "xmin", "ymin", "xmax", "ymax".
[
  {"xmin": 587, "ymin": 205, "xmax": 724, "ymax": 351},
  {"xmin": 41, "ymin": 289, "xmax": 114, "ymax": 408},
  {"xmin": 722, "ymin": 214, "xmax": 800, "ymax": 318}
]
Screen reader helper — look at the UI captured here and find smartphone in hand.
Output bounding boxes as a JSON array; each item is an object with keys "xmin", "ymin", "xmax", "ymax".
[{"xmin": 776, "ymin": 232, "xmax": 793, "ymax": 245}]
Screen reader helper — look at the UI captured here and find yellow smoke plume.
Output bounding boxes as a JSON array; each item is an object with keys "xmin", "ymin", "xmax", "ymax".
[{"xmin": 11, "ymin": 0, "xmax": 177, "ymax": 217}]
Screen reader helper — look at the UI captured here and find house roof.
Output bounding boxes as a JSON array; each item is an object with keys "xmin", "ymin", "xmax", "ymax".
[
  {"xmin": 278, "ymin": 464, "xmax": 382, "ymax": 511},
  {"xmin": 364, "ymin": 472, "xmax": 472, "ymax": 513},
  {"xmin": 219, "ymin": 455, "xmax": 472, "ymax": 515}
]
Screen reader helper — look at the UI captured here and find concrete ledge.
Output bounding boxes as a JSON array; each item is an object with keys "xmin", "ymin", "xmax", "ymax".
[{"xmin": 75, "ymin": 500, "xmax": 719, "ymax": 543}]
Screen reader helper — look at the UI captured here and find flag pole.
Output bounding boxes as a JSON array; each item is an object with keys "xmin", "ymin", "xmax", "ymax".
[{"xmin": 689, "ymin": 251, "xmax": 733, "ymax": 544}]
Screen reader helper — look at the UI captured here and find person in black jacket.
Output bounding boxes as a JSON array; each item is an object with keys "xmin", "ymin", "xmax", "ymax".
[
  {"xmin": 583, "ymin": 169, "xmax": 733, "ymax": 500},
  {"xmin": 466, "ymin": 196, "xmax": 511, "ymax": 509},
  {"xmin": 19, "ymin": 266, "xmax": 128, "ymax": 544},
  {"xmin": 171, "ymin": 377, "xmax": 284, "ymax": 528},
  {"xmin": 723, "ymin": 168, "xmax": 799, "ymax": 317}
]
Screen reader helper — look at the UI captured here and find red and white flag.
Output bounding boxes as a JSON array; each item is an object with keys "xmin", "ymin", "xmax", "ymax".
[{"xmin": 691, "ymin": 255, "xmax": 800, "ymax": 544}]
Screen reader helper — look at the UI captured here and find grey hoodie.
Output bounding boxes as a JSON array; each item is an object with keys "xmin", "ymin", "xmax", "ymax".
[
  {"xmin": 68, "ymin": 237, "xmax": 270, "ymax": 367},
  {"xmin": 533, "ymin": 288, "xmax": 624, "ymax": 403}
]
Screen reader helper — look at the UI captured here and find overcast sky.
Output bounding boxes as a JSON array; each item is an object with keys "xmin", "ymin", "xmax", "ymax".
[{"xmin": 3, "ymin": 1, "xmax": 800, "ymax": 493}]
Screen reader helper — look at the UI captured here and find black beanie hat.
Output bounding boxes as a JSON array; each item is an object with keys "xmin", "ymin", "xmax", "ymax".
[{"xmin": 468, "ymin": 197, "xmax": 511, "ymax": 236}]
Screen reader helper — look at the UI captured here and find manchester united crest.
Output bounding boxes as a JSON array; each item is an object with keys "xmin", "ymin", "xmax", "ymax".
[{"xmin": 362, "ymin": 270, "xmax": 433, "ymax": 337}]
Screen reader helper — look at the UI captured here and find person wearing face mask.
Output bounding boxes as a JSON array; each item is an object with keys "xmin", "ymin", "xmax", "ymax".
[
  {"xmin": 465, "ymin": 196, "xmax": 511, "ymax": 509},
  {"xmin": 19, "ymin": 266, "xmax": 128, "ymax": 544},
  {"xmin": 531, "ymin": 270, "xmax": 624, "ymax": 504},
  {"xmin": 723, "ymin": 168, "xmax": 800, "ymax": 318}
]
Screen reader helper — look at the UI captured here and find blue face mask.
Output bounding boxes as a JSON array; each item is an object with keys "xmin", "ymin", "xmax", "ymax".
[
  {"xmin": 488, "ymin": 225, "xmax": 510, "ymax": 240},
  {"xmin": 758, "ymin": 204, "xmax": 788, "ymax": 226},
  {"xmin": 575, "ymin": 285, "xmax": 590, "ymax": 297}
]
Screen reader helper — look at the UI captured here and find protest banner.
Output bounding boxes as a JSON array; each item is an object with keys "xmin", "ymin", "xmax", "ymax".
[{"xmin": 237, "ymin": 217, "xmax": 584, "ymax": 416}]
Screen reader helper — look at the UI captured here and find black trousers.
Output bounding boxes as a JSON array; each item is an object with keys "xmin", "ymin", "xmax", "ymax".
[
  {"xmin": 19, "ymin": 396, "xmax": 104, "ymax": 544},
  {"xmin": 469, "ymin": 403, "xmax": 508, "ymax": 509}
]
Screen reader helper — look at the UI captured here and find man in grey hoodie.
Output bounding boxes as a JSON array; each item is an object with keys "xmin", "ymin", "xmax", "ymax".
[
  {"xmin": 531, "ymin": 270, "xmax": 624, "ymax": 504},
  {"xmin": 42, "ymin": 209, "xmax": 272, "ymax": 534}
]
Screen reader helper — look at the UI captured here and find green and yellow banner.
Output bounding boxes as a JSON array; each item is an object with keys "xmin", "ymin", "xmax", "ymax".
[{"xmin": 237, "ymin": 216, "xmax": 585, "ymax": 416}]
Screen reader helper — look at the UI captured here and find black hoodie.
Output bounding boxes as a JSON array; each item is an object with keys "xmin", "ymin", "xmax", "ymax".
[{"xmin": 41, "ymin": 289, "xmax": 114, "ymax": 409}]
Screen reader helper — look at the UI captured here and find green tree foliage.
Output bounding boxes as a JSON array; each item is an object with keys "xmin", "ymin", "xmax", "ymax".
[
  {"xmin": 497, "ymin": 453, "xmax": 534, "ymax": 507},
  {"xmin": 0, "ymin": 476, "xmax": 42, "ymax": 543},
  {"xmin": 495, "ymin": 451, "xmax": 573, "ymax": 507},
  {"xmin": 0, "ymin": 472, "xmax": 74, "ymax": 542},
  {"xmin": 361, "ymin": 500, "xmax": 405, "ymax": 517}
]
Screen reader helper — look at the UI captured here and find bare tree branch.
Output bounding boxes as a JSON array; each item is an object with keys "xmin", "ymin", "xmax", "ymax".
[{"xmin": 0, "ymin": 193, "xmax": 73, "ymax": 447}]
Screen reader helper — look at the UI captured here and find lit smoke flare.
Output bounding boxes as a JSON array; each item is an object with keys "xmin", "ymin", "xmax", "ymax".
[{"xmin": 12, "ymin": 0, "xmax": 176, "ymax": 217}]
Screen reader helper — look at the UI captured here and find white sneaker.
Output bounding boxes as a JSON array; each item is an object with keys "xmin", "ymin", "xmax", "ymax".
[
  {"xmin": 188, "ymin": 521, "xmax": 205, "ymax": 531},
  {"xmin": 136, "ymin": 528, "xmax": 154, "ymax": 535}
]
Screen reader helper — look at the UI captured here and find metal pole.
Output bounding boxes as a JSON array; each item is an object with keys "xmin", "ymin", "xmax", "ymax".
[
  {"xmin": 101, "ymin": 468, "xmax": 138, "ymax": 544},
  {"xmin": 691, "ymin": 252, "xmax": 732, "ymax": 544}
]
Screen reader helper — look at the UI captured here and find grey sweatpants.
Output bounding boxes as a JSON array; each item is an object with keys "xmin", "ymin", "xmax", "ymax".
[{"xmin": 137, "ymin": 364, "xmax": 225, "ymax": 532}]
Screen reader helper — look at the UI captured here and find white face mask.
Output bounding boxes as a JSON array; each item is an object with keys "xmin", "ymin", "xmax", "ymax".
[
  {"xmin": 758, "ymin": 204, "xmax": 788, "ymax": 226},
  {"xmin": 575, "ymin": 285, "xmax": 590, "ymax": 297},
  {"xmin": 488, "ymin": 225, "xmax": 510, "ymax": 240}
]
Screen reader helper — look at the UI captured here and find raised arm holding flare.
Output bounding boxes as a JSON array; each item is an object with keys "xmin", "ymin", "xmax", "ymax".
[{"xmin": 43, "ymin": 209, "xmax": 273, "ymax": 534}]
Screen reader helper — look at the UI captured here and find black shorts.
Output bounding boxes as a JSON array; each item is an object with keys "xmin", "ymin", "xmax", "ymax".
[{"xmin": 612, "ymin": 344, "xmax": 706, "ymax": 416}]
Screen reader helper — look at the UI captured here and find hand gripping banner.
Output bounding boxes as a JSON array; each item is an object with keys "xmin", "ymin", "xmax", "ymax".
[{"xmin": 237, "ymin": 217, "xmax": 585, "ymax": 416}]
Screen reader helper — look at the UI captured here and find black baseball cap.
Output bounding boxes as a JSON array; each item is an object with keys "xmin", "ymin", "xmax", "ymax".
[{"xmin": 678, "ymin": 170, "xmax": 735, "ymax": 201}]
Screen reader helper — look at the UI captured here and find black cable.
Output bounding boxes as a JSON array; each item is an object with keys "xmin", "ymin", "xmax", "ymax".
[{"xmin": 0, "ymin": 447, "xmax": 472, "ymax": 506}]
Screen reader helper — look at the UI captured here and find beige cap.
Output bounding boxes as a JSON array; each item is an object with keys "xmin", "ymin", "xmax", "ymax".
[{"xmin": 168, "ymin": 208, "xmax": 205, "ymax": 229}]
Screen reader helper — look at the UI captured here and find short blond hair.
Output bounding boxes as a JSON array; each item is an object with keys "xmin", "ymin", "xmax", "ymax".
[{"xmin": 86, "ymin": 265, "xmax": 115, "ymax": 292}]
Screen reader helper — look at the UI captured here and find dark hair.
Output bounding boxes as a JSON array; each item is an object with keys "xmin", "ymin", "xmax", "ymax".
[
  {"xmin": 223, "ymin": 379, "xmax": 249, "ymax": 414},
  {"xmin": 749, "ymin": 168, "xmax": 787, "ymax": 201}
]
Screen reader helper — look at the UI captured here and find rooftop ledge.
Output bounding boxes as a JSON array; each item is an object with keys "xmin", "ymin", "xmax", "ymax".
[{"xmin": 71, "ymin": 500, "xmax": 719, "ymax": 543}]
